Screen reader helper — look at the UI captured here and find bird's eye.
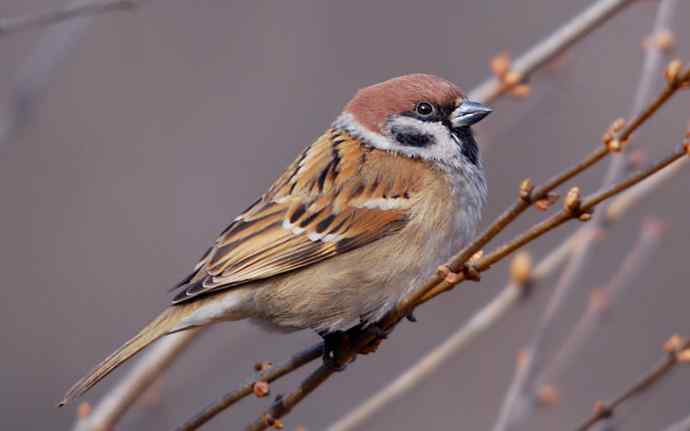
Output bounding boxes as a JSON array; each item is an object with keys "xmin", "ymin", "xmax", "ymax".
[{"xmin": 415, "ymin": 102, "xmax": 435, "ymax": 117}]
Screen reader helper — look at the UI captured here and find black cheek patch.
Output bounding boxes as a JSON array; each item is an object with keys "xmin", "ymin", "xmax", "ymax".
[{"xmin": 391, "ymin": 125, "xmax": 434, "ymax": 148}]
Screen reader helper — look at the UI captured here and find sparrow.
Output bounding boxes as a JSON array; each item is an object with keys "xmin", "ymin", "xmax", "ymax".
[{"xmin": 61, "ymin": 73, "xmax": 491, "ymax": 405}]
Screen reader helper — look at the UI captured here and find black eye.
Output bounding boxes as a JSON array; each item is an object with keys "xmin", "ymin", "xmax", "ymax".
[{"xmin": 415, "ymin": 102, "xmax": 435, "ymax": 117}]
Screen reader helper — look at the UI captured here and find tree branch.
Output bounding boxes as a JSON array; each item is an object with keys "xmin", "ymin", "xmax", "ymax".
[
  {"xmin": 575, "ymin": 336, "xmax": 690, "ymax": 431},
  {"xmin": 492, "ymin": 1, "xmax": 682, "ymax": 428},
  {"xmin": 0, "ymin": 0, "xmax": 146, "ymax": 37},
  {"xmin": 174, "ymin": 343, "xmax": 323, "ymax": 431},
  {"xmin": 534, "ymin": 218, "xmax": 665, "ymax": 400},
  {"xmin": 660, "ymin": 414, "xmax": 690, "ymax": 431},
  {"xmin": 242, "ymin": 142, "xmax": 690, "ymax": 431},
  {"xmin": 468, "ymin": 0, "xmax": 635, "ymax": 103}
]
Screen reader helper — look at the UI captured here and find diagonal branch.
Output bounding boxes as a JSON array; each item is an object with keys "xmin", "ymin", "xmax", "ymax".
[
  {"xmin": 179, "ymin": 56, "xmax": 690, "ymax": 431},
  {"xmin": 468, "ymin": 0, "xmax": 635, "ymax": 103},
  {"xmin": 535, "ymin": 218, "xmax": 665, "ymax": 399},
  {"xmin": 73, "ymin": 0, "xmax": 655, "ymax": 428},
  {"xmin": 0, "ymin": 0, "xmax": 146, "ymax": 37},
  {"xmin": 575, "ymin": 336, "xmax": 690, "ymax": 431},
  {"xmin": 492, "ymin": 0, "xmax": 682, "ymax": 427},
  {"xmin": 242, "ymin": 143, "xmax": 690, "ymax": 431},
  {"xmin": 173, "ymin": 343, "xmax": 323, "ymax": 431}
]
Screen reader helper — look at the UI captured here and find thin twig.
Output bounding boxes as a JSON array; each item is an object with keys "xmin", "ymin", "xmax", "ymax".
[
  {"xmin": 660, "ymin": 414, "xmax": 690, "ymax": 431},
  {"xmin": 1, "ymin": 3, "xmax": 95, "ymax": 149},
  {"xmin": 492, "ymin": 2, "xmax": 681, "ymax": 428},
  {"xmin": 575, "ymin": 336, "xmax": 690, "ymax": 431},
  {"xmin": 468, "ymin": 0, "xmax": 634, "ymax": 103},
  {"xmin": 535, "ymin": 218, "xmax": 665, "ymax": 398},
  {"xmin": 0, "ymin": 0, "xmax": 145, "ymax": 37},
  {"xmin": 180, "ymin": 63, "xmax": 690, "ymax": 431},
  {"xmin": 419, "ymin": 67, "xmax": 690, "ymax": 308},
  {"xmin": 169, "ymin": 2, "xmax": 643, "ymax": 428},
  {"xmin": 174, "ymin": 344, "xmax": 323, "ymax": 431},
  {"xmin": 244, "ymin": 144, "xmax": 690, "ymax": 431}
]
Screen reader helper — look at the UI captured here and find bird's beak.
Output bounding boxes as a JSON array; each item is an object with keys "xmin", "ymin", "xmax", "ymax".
[{"xmin": 450, "ymin": 100, "xmax": 493, "ymax": 127}]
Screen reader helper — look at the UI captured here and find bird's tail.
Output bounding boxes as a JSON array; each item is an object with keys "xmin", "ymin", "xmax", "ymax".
[{"xmin": 59, "ymin": 305, "xmax": 192, "ymax": 406}]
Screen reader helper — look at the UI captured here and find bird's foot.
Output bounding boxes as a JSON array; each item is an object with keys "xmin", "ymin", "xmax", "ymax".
[{"xmin": 320, "ymin": 331, "xmax": 351, "ymax": 371}]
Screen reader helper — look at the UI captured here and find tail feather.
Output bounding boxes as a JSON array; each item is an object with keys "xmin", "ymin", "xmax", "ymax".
[{"xmin": 60, "ymin": 306, "xmax": 189, "ymax": 406}]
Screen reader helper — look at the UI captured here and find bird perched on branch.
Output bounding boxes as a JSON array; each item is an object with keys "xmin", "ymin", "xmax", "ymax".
[{"xmin": 61, "ymin": 73, "xmax": 491, "ymax": 405}]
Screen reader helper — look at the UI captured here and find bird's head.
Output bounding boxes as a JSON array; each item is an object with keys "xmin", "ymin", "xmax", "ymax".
[{"xmin": 334, "ymin": 73, "xmax": 492, "ymax": 169}]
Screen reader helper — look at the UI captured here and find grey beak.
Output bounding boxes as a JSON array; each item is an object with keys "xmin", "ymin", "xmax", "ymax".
[{"xmin": 451, "ymin": 100, "xmax": 493, "ymax": 127}]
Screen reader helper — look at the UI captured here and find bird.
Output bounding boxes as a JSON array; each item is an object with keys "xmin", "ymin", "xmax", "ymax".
[{"xmin": 60, "ymin": 73, "xmax": 491, "ymax": 405}]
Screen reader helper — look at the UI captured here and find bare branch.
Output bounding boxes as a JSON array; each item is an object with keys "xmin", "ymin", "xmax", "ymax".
[
  {"xmin": 575, "ymin": 336, "xmax": 690, "ymax": 431},
  {"xmin": 0, "ymin": 0, "xmax": 145, "ymax": 37},
  {"xmin": 468, "ymin": 0, "xmax": 635, "ymax": 103},
  {"xmin": 535, "ymin": 219, "xmax": 665, "ymax": 398},
  {"xmin": 168, "ymin": 1, "xmax": 644, "ymax": 427},
  {"xmin": 492, "ymin": 1, "xmax": 682, "ymax": 428},
  {"xmin": 243, "ymin": 143, "xmax": 690, "ymax": 431},
  {"xmin": 174, "ymin": 343, "xmax": 322, "ymax": 431},
  {"xmin": 660, "ymin": 414, "xmax": 690, "ymax": 431}
]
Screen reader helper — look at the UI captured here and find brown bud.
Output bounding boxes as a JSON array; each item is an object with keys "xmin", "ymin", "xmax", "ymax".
[
  {"xmin": 677, "ymin": 349, "xmax": 690, "ymax": 364},
  {"xmin": 655, "ymin": 30, "xmax": 675, "ymax": 52},
  {"xmin": 610, "ymin": 118, "xmax": 625, "ymax": 133},
  {"xmin": 254, "ymin": 361, "xmax": 273, "ymax": 372},
  {"xmin": 77, "ymin": 402, "xmax": 92, "ymax": 419},
  {"xmin": 537, "ymin": 385, "xmax": 560, "ymax": 407},
  {"xmin": 491, "ymin": 51, "xmax": 511, "ymax": 78},
  {"xmin": 684, "ymin": 142, "xmax": 690, "ymax": 157},
  {"xmin": 510, "ymin": 251, "xmax": 533, "ymax": 286},
  {"xmin": 504, "ymin": 70, "xmax": 523, "ymax": 87},
  {"xmin": 470, "ymin": 250, "xmax": 484, "ymax": 263},
  {"xmin": 589, "ymin": 288, "xmax": 608, "ymax": 312},
  {"xmin": 607, "ymin": 139, "xmax": 624, "ymax": 152},
  {"xmin": 564, "ymin": 187, "xmax": 582, "ymax": 213},
  {"xmin": 519, "ymin": 178, "xmax": 534, "ymax": 200},
  {"xmin": 516, "ymin": 349, "xmax": 529, "ymax": 369},
  {"xmin": 510, "ymin": 84, "xmax": 531, "ymax": 98},
  {"xmin": 253, "ymin": 381, "xmax": 271, "ymax": 398},
  {"xmin": 593, "ymin": 401, "xmax": 611, "ymax": 417},
  {"xmin": 578, "ymin": 211, "xmax": 593, "ymax": 222},
  {"xmin": 534, "ymin": 193, "xmax": 560, "ymax": 211},
  {"xmin": 665, "ymin": 59, "xmax": 683, "ymax": 84},
  {"xmin": 263, "ymin": 414, "xmax": 284, "ymax": 429},
  {"xmin": 663, "ymin": 334, "xmax": 685, "ymax": 353}
]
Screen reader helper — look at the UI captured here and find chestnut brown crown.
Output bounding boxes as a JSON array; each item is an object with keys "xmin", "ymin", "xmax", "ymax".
[{"xmin": 344, "ymin": 74, "xmax": 464, "ymax": 134}]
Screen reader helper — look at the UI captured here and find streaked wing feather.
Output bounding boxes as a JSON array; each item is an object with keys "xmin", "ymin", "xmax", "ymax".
[{"xmin": 171, "ymin": 129, "xmax": 416, "ymax": 304}]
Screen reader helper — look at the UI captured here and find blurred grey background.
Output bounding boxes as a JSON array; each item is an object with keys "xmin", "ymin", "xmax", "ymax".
[{"xmin": 1, "ymin": 1, "xmax": 689, "ymax": 430}]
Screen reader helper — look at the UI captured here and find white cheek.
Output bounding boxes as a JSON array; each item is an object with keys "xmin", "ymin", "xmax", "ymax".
[
  {"xmin": 332, "ymin": 112, "xmax": 462, "ymax": 165},
  {"xmin": 385, "ymin": 116, "xmax": 461, "ymax": 162}
]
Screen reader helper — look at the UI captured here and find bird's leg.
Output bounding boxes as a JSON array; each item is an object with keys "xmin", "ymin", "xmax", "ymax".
[{"xmin": 318, "ymin": 330, "xmax": 351, "ymax": 371}]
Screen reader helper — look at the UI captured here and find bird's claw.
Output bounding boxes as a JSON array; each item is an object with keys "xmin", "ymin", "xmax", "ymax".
[{"xmin": 321, "ymin": 331, "xmax": 351, "ymax": 371}]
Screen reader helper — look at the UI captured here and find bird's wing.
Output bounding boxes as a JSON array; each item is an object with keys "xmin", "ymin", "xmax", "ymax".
[{"xmin": 171, "ymin": 129, "xmax": 421, "ymax": 304}]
